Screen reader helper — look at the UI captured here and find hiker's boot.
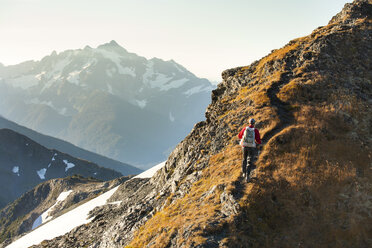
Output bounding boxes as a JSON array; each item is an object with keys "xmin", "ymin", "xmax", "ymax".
[{"xmin": 246, "ymin": 172, "xmax": 250, "ymax": 182}]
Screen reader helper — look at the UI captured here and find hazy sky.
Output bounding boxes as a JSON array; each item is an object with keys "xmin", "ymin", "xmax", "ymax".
[{"xmin": 1, "ymin": 0, "xmax": 350, "ymax": 81}]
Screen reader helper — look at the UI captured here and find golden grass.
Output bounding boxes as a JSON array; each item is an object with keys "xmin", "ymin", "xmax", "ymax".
[
  {"xmin": 127, "ymin": 147, "xmax": 242, "ymax": 248},
  {"xmin": 126, "ymin": 16, "xmax": 372, "ymax": 247}
]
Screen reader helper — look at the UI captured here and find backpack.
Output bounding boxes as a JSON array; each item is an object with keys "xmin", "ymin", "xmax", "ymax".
[{"xmin": 241, "ymin": 126, "xmax": 256, "ymax": 147}]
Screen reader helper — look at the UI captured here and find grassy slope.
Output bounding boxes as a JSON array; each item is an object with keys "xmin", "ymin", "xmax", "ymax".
[{"xmin": 127, "ymin": 3, "xmax": 372, "ymax": 248}]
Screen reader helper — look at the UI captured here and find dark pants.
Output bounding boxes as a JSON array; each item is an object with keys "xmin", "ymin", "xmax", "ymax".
[{"xmin": 242, "ymin": 147, "xmax": 257, "ymax": 177}]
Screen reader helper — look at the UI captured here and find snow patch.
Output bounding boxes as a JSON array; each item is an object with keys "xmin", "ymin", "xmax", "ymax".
[
  {"xmin": 169, "ymin": 112, "xmax": 175, "ymax": 122},
  {"xmin": 46, "ymin": 56, "xmax": 72, "ymax": 79},
  {"xmin": 32, "ymin": 190, "xmax": 73, "ymax": 230},
  {"xmin": 134, "ymin": 161, "xmax": 166, "ymax": 179},
  {"xmin": 12, "ymin": 166, "xmax": 20, "ymax": 176},
  {"xmin": 164, "ymin": 78, "xmax": 189, "ymax": 91},
  {"xmin": 8, "ymin": 186, "xmax": 119, "ymax": 248},
  {"xmin": 183, "ymin": 85, "xmax": 214, "ymax": 97},
  {"xmin": 143, "ymin": 63, "xmax": 189, "ymax": 91},
  {"xmin": 66, "ymin": 70, "xmax": 80, "ymax": 85},
  {"xmin": 40, "ymin": 56, "xmax": 72, "ymax": 92},
  {"xmin": 136, "ymin": 100, "xmax": 147, "ymax": 109},
  {"xmin": 35, "ymin": 71, "xmax": 46, "ymax": 80},
  {"xmin": 95, "ymin": 49, "xmax": 136, "ymax": 77},
  {"xmin": 107, "ymin": 83, "xmax": 114, "ymax": 95},
  {"xmin": 63, "ymin": 160, "xmax": 75, "ymax": 172},
  {"xmin": 36, "ymin": 168, "xmax": 47, "ymax": 180}
]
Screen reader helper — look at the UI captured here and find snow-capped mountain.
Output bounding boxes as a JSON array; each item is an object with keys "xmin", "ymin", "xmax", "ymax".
[
  {"xmin": 0, "ymin": 128, "xmax": 122, "ymax": 209},
  {"xmin": 0, "ymin": 41, "xmax": 214, "ymax": 168}
]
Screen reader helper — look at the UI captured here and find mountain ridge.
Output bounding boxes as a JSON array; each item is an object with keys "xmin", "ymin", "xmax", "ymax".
[
  {"xmin": 0, "ymin": 128, "xmax": 122, "ymax": 209},
  {"xmin": 0, "ymin": 175, "xmax": 129, "ymax": 246},
  {"xmin": 0, "ymin": 115, "xmax": 140, "ymax": 175},
  {"xmin": 0, "ymin": 41, "xmax": 214, "ymax": 167}
]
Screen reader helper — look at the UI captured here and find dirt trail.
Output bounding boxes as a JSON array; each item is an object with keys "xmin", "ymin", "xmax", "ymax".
[{"xmin": 263, "ymin": 70, "xmax": 295, "ymax": 144}]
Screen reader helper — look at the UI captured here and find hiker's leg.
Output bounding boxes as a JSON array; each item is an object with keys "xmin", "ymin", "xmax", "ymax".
[
  {"xmin": 242, "ymin": 147, "xmax": 248, "ymax": 175},
  {"xmin": 246, "ymin": 148, "xmax": 255, "ymax": 177}
]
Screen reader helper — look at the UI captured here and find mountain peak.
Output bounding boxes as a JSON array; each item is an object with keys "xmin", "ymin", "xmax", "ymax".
[
  {"xmin": 108, "ymin": 40, "xmax": 119, "ymax": 46},
  {"xmin": 329, "ymin": 0, "xmax": 372, "ymax": 25},
  {"xmin": 97, "ymin": 40, "xmax": 128, "ymax": 54},
  {"xmin": 83, "ymin": 45, "xmax": 92, "ymax": 50}
]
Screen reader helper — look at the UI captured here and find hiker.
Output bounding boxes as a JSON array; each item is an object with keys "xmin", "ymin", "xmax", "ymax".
[{"xmin": 238, "ymin": 118, "xmax": 261, "ymax": 182}]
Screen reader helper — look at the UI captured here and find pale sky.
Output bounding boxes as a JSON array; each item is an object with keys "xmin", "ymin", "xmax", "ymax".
[{"xmin": 0, "ymin": 0, "xmax": 351, "ymax": 81}]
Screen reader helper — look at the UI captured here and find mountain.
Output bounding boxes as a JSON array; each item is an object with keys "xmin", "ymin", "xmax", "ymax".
[
  {"xmin": 0, "ymin": 42, "xmax": 214, "ymax": 168},
  {"xmin": 0, "ymin": 175, "xmax": 128, "ymax": 246},
  {"xmin": 0, "ymin": 128, "xmax": 122, "ymax": 209},
  {"xmin": 3, "ymin": 0, "xmax": 372, "ymax": 247},
  {"xmin": 2, "ymin": 163, "xmax": 163, "ymax": 248},
  {"xmin": 0, "ymin": 115, "xmax": 141, "ymax": 175}
]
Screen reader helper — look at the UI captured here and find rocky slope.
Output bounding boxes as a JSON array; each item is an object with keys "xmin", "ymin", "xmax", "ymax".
[
  {"xmin": 0, "ymin": 115, "xmax": 141, "ymax": 176},
  {"xmin": 0, "ymin": 175, "xmax": 129, "ymax": 246},
  {"xmin": 4, "ymin": 0, "xmax": 372, "ymax": 247},
  {"xmin": 0, "ymin": 128, "xmax": 122, "ymax": 209},
  {"xmin": 0, "ymin": 42, "xmax": 214, "ymax": 167}
]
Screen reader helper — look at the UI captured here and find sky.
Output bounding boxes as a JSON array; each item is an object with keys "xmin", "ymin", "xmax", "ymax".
[{"xmin": 0, "ymin": 0, "xmax": 351, "ymax": 82}]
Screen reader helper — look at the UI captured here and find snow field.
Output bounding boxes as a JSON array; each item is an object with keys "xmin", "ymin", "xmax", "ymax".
[
  {"xmin": 7, "ymin": 161, "xmax": 166, "ymax": 248},
  {"xmin": 31, "ymin": 190, "xmax": 73, "ymax": 230},
  {"xmin": 7, "ymin": 186, "xmax": 119, "ymax": 248},
  {"xmin": 134, "ymin": 161, "xmax": 166, "ymax": 179}
]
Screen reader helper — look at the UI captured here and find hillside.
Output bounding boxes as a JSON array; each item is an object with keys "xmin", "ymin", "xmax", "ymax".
[
  {"xmin": 4, "ymin": 0, "xmax": 372, "ymax": 247},
  {"xmin": 0, "ymin": 128, "xmax": 122, "ymax": 209},
  {"xmin": 0, "ymin": 42, "xmax": 214, "ymax": 167},
  {"xmin": 127, "ymin": 0, "xmax": 372, "ymax": 246},
  {"xmin": 0, "ymin": 175, "xmax": 129, "ymax": 246},
  {"xmin": 0, "ymin": 115, "xmax": 141, "ymax": 175}
]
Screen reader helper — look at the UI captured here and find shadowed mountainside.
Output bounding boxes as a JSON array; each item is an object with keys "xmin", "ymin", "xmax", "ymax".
[
  {"xmin": 0, "ymin": 116, "xmax": 141, "ymax": 175},
  {"xmin": 0, "ymin": 128, "xmax": 122, "ymax": 209}
]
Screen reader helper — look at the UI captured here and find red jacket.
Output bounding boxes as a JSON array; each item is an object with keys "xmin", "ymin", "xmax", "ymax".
[{"xmin": 238, "ymin": 125, "xmax": 261, "ymax": 146}]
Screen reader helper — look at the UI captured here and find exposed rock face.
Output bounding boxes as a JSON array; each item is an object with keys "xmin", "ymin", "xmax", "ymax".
[
  {"xmin": 0, "ymin": 176, "xmax": 129, "ymax": 246},
  {"xmin": 4, "ymin": 0, "xmax": 372, "ymax": 247},
  {"xmin": 0, "ymin": 129, "xmax": 122, "ymax": 209}
]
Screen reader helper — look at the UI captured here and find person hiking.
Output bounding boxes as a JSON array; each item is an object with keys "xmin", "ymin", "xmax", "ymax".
[{"xmin": 238, "ymin": 118, "xmax": 261, "ymax": 182}]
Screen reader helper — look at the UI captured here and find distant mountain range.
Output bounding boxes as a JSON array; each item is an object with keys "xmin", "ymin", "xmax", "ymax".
[
  {"xmin": 0, "ymin": 128, "xmax": 122, "ymax": 209},
  {"xmin": 0, "ymin": 115, "xmax": 141, "ymax": 175},
  {"xmin": 0, "ymin": 41, "xmax": 214, "ymax": 168}
]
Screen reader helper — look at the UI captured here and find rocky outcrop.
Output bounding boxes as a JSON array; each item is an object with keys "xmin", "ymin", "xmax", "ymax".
[{"xmin": 0, "ymin": 175, "xmax": 129, "ymax": 246}]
